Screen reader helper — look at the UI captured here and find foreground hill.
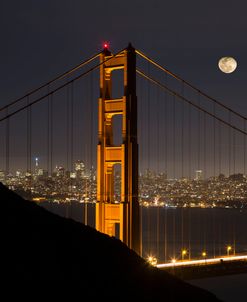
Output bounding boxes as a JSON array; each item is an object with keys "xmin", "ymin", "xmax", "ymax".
[{"xmin": 2, "ymin": 183, "xmax": 222, "ymax": 301}]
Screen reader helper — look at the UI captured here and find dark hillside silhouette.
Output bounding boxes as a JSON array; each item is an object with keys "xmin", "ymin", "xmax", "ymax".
[{"xmin": 2, "ymin": 183, "xmax": 222, "ymax": 301}]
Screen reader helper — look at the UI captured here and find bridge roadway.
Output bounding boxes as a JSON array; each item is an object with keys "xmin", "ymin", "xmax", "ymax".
[{"xmin": 157, "ymin": 254, "xmax": 247, "ymax": 280}]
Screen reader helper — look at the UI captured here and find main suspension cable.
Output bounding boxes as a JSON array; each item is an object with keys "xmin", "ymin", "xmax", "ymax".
[
  {"xmin": 0, "ymin": 48, "xmax": 126, "ymax": 123},
  {"xmin": 136, "ymin": 49, "xmax": 247, "ymax": 121},
  {"xmin": 136, "ymin": 69, "xmax": 247, "ymax": 136},
  {"xmin": 0, "ymin": 52, "xmax": 101, "ymax": 113}
]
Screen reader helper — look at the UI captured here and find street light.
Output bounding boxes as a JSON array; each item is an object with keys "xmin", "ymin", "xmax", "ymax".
[
  {"xmin": 202, "ymin": 251, "xmax": 207, "ymax": 264},
  {"xmin": 227, "ymin": 245, "xmax": 232, "ymax": 256},
  {"xmin": 181, "ymin": 249, "xmax": 187, "ymax": 260},
  {"xmin": 147, "ymin": 255, "xmax": 157, "ymax": 266}
]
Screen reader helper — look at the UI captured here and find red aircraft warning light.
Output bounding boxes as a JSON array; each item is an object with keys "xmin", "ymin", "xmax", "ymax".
[{"xmin": 103, "ymin": 42, "xmax": 109, "ymax": 50}]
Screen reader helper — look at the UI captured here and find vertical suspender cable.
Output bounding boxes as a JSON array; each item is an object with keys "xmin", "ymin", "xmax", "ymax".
[
  {"xmin": 139, "ymin": 75, "xmax": 143, "ymax": 258},
  {"xmin": 228, "ymin": 111, "xmax": 231, "ymax": 177},
  {"xmin": 213, "ymin": 104, "xmax": 216, "ymax": 178},
  {"xmin": 219, "ymin": 120, "xmax": 222, "ymax": 175},
  {"xmin": 47, "ymin": 87, "xmax": 50, "ymax": 176},
  {"xmin": 156, "ymin": 86, "xmax": 160, "ymax": 261},
  {"xmin": 198, "ymin": 93, "xmax": 201, "ymax": 173},
  {"xmin": 50, "ymin": 93, "xmax": 53, "ymax": 179},
  {"xmin": 173, "ymin": 95, "xmax": 175, "ymax": 180},
  {"xmin": 29, "ymin": 102, "xmax": 32, "ymax": 198},
  {"xmin": 244, "ymin": 120, "xmax": 246, "ymax": 176},
  {"xmin": 203, "ymin": 111, "xmax": 206, "ymax": 253},
  {"xmin": 84, "ymin": 77, "xmax": 89, "ymax": 224},
  {"xmin": 233, "ymin": 123, "xmax": 236, "ymax": 175},
  {"xmin": 218, "ymin": 120, "xmax": 222, "ymax": 256},
  {"xmin": 87, "ymin": 71, "xmax": 94, "ymax": 225},
  {"xmin": 66, "ymin": 80, "xmax": 70, "ymax": 175},
  {"xmin": 181, "ymin": 82, "xmax": 184, "ymax": 179},
  {"xmin": 164, "ymin": 74, "xmax": 168, "ymax": 262},
  {"xmin": 147, "ymin": 63, "xmax": 150, "ymax": 172},
  {"xmin": 203, "ymin": 111, "xmax": 206, "ymax": 183},
  {"xmin": 26, "ymin": 97, "xmax": 29, "ymax": 175},
  {"xmin": 233, "ymin": 126, "xmax": 236, "ymax": 255},
  {"xmin": 164, "ymin": 73, "xmax": 168, "ymax": 175},
  {"xmin": 26, "ymin": 97, "xmax": 30, "ymax": 182},
  {"xmin": 26, "ymin": 96, "xmax": 29, "ymax": 196},
  {"xmin": 197, "ymin": 93, "xmax": 202, "ymax": 255},
  {"xmin": 65, "ymin": 82, "xmax": 70, "ymax": 219},
  {"xmin": 188, "ymin": 97, "xmax": 191, "ymax": 259},
  {"xmin": 213, "ymin": 104, "xmax": 216, "ymax": 258},
  {"xmin": 147, "ymin": 61, "xmax": 151, "ymax": 255},
  {"xmin": 172, "ymin": 94, "xmax": 176, "ymax": 258},
  {"xmin": 26, "ymin": 96, "xmax": 32, "ymax": 198},
  {"xmin": 228, "ymin": 112, "xmax": 231, "ymax": 254},
  {"xmin": 70, "ymin": 82, "xmax": 74, "ymax": 218},
  {"xmin": 181, "ymin": 82, "xmax": 184, "ymax": 254},
  {"xmin": 5, "ymin": 108, "xmax": 9, "ymax": 184},
  {"xmin": 71, "ymin": 82, "xmax": 74, "ymax": 177}
]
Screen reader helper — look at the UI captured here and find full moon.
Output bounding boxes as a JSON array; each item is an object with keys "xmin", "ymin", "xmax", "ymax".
[{"xmin": 218, "ymin": 57, "xmax": 237, "ymax": 73}]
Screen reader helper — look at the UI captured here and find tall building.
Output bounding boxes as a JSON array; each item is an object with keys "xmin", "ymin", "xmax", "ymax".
[
  {"xmin": 16, "ymin": 171, "xmax": 22, "ymax": 178},
  {"xmin": 195, "ymin": 170, "xmax": 203, "ymax": 181},
  {"xmin": 0, "ymin": 170, "xmax": 5, "ymax": 182},
  {"xmin": 74, "ymin": 160, "xmax": 85, "ymax": 178},
  {"xmin": 34, "ymin": 157, "xmax": 39, "ymax": 177},
  {"xmin": 55, "ymin": 166, "xmax": 65, "ymax": 177},
  {"xmin": 37, "ymin": 168, "xmax": 45, "ymax": 176}
]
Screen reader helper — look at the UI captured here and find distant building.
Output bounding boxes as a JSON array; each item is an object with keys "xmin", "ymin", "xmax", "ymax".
[
  {"xmin": 37, "ymin": 168, "xmax": 45, "ymax": 176},
  {"xmin": 55, "ymin": 166, "xmax": 65, "ymax": 177},
  {"xmin": 25, "ymin": 171, "xmax": 31, "ymax": 177},
  {"xmin": 16, "ymin": 170, "xmax": 22, "ymax": 178},
  {"xmin": 74, "ymin": 160, "xmax": 85, "ymax": 178},
  {"xmin": 0, "ymin": 170, "xmax": 5, "ymax": 182},
  {"xmin": 195, "ymin": 170, "xmax": 203, "ymax": 181},
  {"xmin": 70, "ymin": 172, "xmax": 76, "ymax": 179},
  {"xmin": 34, "ymin": 157, "xmax": 39, "ymax": 176}
]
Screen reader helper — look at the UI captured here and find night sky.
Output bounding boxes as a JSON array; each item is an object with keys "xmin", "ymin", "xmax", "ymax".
[
  {"xmin": 1, "ymin": 1, "xmax": 246, "ymax": 108},
  {"xmin": 0, "ymin": 0, "xmax": 247, "ymax": 177}
]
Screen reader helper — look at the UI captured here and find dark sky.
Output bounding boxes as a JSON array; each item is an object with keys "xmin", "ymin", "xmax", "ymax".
[
  {"xmin": 1, "ymin": 0, "xmax": 246, "ymax": 109},
  {"xmin": 0, "ymin": 0, "xmax": 247, "ymax": 176}
]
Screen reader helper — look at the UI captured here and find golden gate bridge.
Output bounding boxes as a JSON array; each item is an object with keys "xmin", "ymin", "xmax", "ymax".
[{"xmin": 1, "ymin": 43, "xmax": 247, "ymax": 272}]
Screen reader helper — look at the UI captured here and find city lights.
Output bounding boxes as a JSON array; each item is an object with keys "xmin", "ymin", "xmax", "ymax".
[
  {"xmin": 157, "ymin": 254, "xmax": 247, "ymax": 269},
  {"xmin": 147, "ymin": 255, "xmax": 157, "ymax": 266},
  {"xmin": 2, "ymin": 165, "xmax": 247, "ymax": 210},
  {"xmin": 181, "ymin": 249, "xmax": 187, "ymax": 260},
  {"xmin": 227, "ymin": 245, "xmax": 232, "ymax": 256}
]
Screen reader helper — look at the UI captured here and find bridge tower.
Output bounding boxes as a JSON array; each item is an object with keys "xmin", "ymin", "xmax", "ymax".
[{"xmin": 96, "ymin": 44, "xmax": 140, "ymax": 255}]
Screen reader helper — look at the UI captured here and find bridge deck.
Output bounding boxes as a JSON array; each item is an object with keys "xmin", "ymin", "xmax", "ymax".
[{"xmin": 157, "ymin": 255, "xmax": 247, "ymax": 280}]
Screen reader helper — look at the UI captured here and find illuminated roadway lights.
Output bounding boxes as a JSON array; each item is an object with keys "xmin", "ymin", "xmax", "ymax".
[
  {"xmin": 181, "ymin": 249, "xmax": 187, "ymax": 260},
  {"xmin": 147, "ymin": 256, "xmax": 157, "ymax": 266},
  {"xmin": 157, "ymin": 254, "xmax": 247, "ymax": 269},
  {"xmin": 170, "ymin": 258, "xmax": 177, "ymax": 270},
  {"xmin": 202, "ymin": 251, "xmax": 207, "ymax": 264},
  {"xmin": 168, "ymin": 258, "xmax": 177, "ymax": 270},
  {"xmin": 227, "ymin": 245, "xmax": 232, "ymax": 256}
]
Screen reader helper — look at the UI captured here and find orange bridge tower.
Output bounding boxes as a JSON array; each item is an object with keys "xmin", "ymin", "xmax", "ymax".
[{"xmin": 96, "ymin": 44, "xmax": 140, "ymax": 255}]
